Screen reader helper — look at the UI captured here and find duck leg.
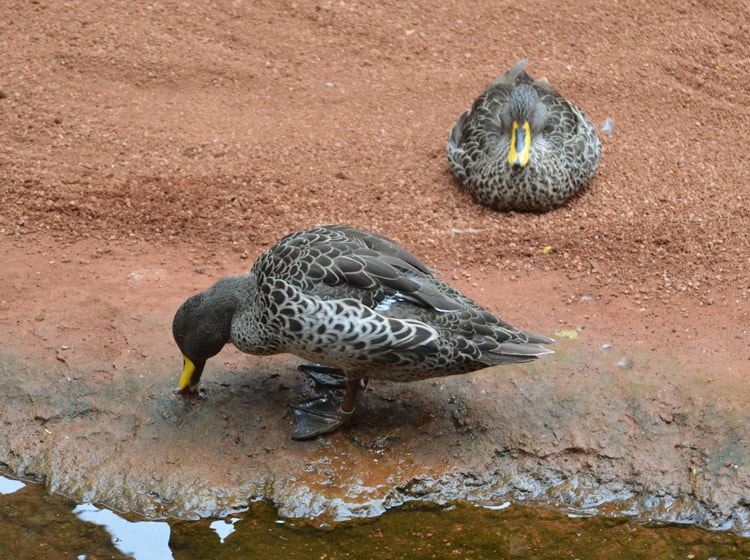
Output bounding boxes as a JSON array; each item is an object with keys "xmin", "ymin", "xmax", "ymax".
[
  {"xmin": 297, "ymin": 363, "xmax": 348, "ymax": 387},
  {"xmin": 289, "ymin": 378, "xmax": 359, "ymax": 440}
]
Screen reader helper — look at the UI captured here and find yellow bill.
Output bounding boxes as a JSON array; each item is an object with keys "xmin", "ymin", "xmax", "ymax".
[
  {"xmin": 178, "ymin": 355, "xmax": 197, "ymax": 391},
  {"xmin": 508, "ymin": 120, "xmax": 531, "ymax": 168}
]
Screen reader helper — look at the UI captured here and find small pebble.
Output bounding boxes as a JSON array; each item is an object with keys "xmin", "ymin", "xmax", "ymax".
[{"xmin": 617, "ymin": 357, "xmax": 634, "ymax": 369}]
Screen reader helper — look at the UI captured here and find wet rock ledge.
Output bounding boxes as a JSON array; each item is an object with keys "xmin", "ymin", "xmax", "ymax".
[{"xmin": 1, "ymin": 343, "xmax": 748, "ymax": 535}]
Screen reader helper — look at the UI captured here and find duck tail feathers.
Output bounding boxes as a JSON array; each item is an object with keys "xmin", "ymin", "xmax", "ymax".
[
  {"xmin": 479, "ymin": 340, "xmax": 554, "ymax": 366},
  {"xmin": 522, "ymin": 331, "xmax": 556, "ymax": 345},
  {"xmin": 488, "ymin": 58, "xmax": 531, "ymax": 89},
  {"xmin": 495, "ymin": 341, "xmax": 554, "ymax": 357}
]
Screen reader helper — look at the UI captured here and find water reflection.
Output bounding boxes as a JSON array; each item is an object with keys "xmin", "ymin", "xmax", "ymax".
[
  {"xmin": 209, "ymin": 517, "xmax": 240, "ymax": 543},
  {"xmin": 73, "ymin": 503, "xmax": 173, "ymax": 560},
  {"xmin": 481, "ymin": 501, "xmax": 511, "ymax": 511},
  {"xmin": 0, "ymin": 475, "xmax": 25, "ymax": 495},
  {"xmin": 1, "ymin": 475, "xmax": 748, "ymax": 559}
]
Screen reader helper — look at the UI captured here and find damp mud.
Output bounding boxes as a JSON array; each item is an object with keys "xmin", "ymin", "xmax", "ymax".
[
  {"xmin": 1, "ymin": 242, "xmax": 749, "ymax": 535},
  {"xmin": 1, "ymin": 0, "xmax": 749, "ymax": 540}
]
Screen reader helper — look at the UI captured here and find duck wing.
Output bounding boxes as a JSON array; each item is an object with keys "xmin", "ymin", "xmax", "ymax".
[
  {"xmin": 247, "ymin": 226, "xmax": 449, "ymax": 359},
  {"xmin": 305, "ymin": 225, "xmax": 462, "ymax": 313},
  {"xmin": 250, "ymin": 226, "xmax": 552, "ymax": 368}
]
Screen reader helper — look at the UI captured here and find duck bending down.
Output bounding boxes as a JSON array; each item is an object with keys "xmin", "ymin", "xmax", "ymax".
[
  {"xmin": 447, "ymin": 59, "xmax": 601, "ymax": 212},
  {"xmin": 172, "ymin": 225, "xmax": 554, "ymax": 440}
]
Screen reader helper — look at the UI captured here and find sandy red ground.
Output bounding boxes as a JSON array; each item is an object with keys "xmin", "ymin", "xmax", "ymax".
[{"xmin": 1, "ymin": 0, "xmax": 749, "ymax": 532}]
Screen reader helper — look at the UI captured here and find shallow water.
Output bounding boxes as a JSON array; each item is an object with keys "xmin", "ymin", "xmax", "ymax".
[{"xmin": 1, "ymin": 475, "xmax": 748, "ymax": 559}]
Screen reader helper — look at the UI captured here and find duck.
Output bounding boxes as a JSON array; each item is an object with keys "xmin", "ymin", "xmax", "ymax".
[
  {"xmin": 172, "ymin": 225, "xmax": 553, "ymax": 440},
  {"xmin": 447, "ymin": 59, "xmax": 601, "ymax": 212}
]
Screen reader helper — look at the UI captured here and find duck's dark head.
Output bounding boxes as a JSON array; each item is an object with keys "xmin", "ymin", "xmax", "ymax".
[
  {"xmin": 172, "ymin": 281, "xmax": 236, "ymax": 393},
  {"xmin": 506, "ymin": 84, "xmax": 547, "ymax": 169}
]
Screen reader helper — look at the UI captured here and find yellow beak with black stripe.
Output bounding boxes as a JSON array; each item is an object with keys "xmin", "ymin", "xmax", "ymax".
[{"xmin": 508, "ymin": 120, "xmax": 532, "ymax": 168}]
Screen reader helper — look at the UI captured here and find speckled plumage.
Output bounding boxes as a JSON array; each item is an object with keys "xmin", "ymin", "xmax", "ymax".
[
  {"xmin": 173, "ymin": 225, "xmax": 553, "ymax": 390},
  {"xmin": 447, "ymin": 59, "xmax": 601, "ymax": 212}
]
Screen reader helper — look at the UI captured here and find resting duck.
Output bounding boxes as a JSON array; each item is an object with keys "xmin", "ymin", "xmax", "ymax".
[
  {"xmin": 447, "ymin": 59, "xmax": 601, "ymax": 212},
  {"xmin": 172, "ymin": 225, "xmax": 553, "ymax": 439}
]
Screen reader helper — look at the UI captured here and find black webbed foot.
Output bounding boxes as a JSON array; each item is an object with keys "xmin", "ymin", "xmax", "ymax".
[{"xmin": 289, "ymin": 397, "xmax": 354, "ymax": 440}]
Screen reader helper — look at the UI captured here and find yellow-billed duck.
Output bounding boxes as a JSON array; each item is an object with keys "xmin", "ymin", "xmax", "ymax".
[
  {"xmin": 173, "ymin": 225, "xmax": 553, "ymax": 439},
  {"xmin": 447, "ymin": 59, "xmax": 601, "ymax": 212}
]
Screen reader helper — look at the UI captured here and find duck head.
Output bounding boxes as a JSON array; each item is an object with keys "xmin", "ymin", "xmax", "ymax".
[
  {"xmin": 505, "ymin": 84, "xmax": 548, "ymax": 168},
  {"xmin": 172, "ymin": 279, "xmax": 237, "ymax": 392}
]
